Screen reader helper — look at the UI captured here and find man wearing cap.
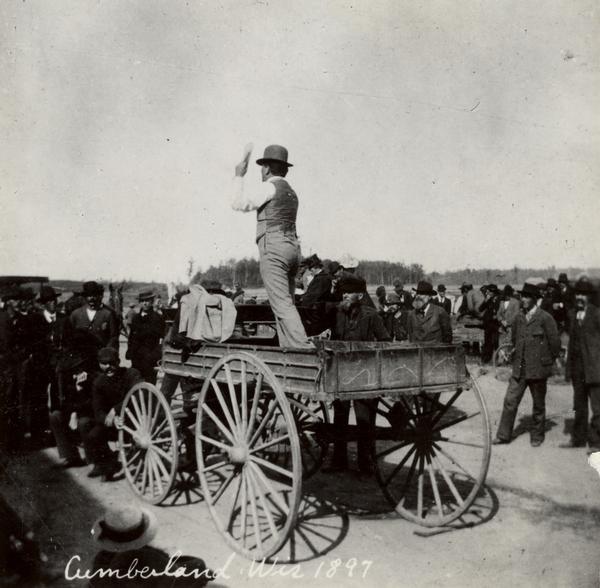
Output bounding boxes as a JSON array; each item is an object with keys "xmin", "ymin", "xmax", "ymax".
[
  {"xmin": 231, "ymin": 144, "xmax": 311, "ymax": 348},
  {"xmin": 85, "ymin": 347, "xmax": 142, "ymax": 480},
  {"xmin": 126, "ymin": 290, "xmax": 164, "ymax": 384},
  {"xmin": 407, "ymin": 281, "xmax": 452, "ymax": 344},
  {"xmin": 392, "ymin": 280, "xmax": 413, "ymax": 311},
  {"xmin": 563, "ymin": 279, "xmax": 600, "ymax": 451},
  {"xmin": 433, "ymin": 284, "xmax": 452, "ymax": 315},
  {"xmin": 329, "ymin": 276, "xmax": 391, "ymax": 475},
  {"xmin": 494, "ymin": 283, "xmax": 561, "ymax": 447}
]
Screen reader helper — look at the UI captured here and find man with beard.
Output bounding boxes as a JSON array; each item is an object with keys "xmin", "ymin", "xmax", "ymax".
[
  {"xmin": 64, "ymin": 281, "xmax": 119, "ymax": 366},
  {"xmin": 407, "ymin": 281, "xmax": 452, "ymax": 344},
  {"xmin": 563, "ymin": 278, "xmax": 600, "ymax": 452},
  {"xmin": 85, "ymin": 347, "xmax": 141, "ymax": 481},
  {"xmin": 328, "ymin": 276, "xmax": 391, "ymax": 476},
  {"xmin": 126, "ymin": 290, "xmax": 164, "ymax": 384},
  {"xmin": 494, "ymin": 283, "xmax": 561, "ymax": 447}
]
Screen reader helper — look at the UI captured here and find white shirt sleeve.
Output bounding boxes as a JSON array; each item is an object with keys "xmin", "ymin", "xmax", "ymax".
[{"xmin": 231, "ymin": 176, "xmax": 276, "ymax": 212}]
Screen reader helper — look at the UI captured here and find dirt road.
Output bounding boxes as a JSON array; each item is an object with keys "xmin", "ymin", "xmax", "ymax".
[{"xmin": 1, "ymin": 366, "xmax": 599, "ymax": 587}]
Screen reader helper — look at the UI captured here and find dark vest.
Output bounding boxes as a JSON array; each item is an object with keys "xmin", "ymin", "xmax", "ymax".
[{"xmin": 256, "ymin": 178, "xmax": 298, "ymax": 242}]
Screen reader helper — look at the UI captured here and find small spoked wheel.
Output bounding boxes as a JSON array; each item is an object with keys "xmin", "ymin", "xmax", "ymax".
[
  {"xmin": 118, "ymin": 382, "xmax": 178, "ymax": 504},
  {"xmin": 196, "ymin": 352, "xmax": 302, "ymax": 560},
  {"xmin": 287, "ymin": 395, "xmax": 329, "ymax": 478},
  {"xmin": 375, "ymin": 377, "xmax": 491, "ymax": 527}
]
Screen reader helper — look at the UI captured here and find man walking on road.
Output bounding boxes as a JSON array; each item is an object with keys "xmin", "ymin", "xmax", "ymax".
[
  {"xmin": 231, "ymin": 144, "xmax": 311, "ymax": 348},
  {"xmin": 563, "ymin": 278, "xmax": 600, "ymax": 452},
  {"xmin": 494, "ymin": 283, "xmax": 561, "ymax": 447}
]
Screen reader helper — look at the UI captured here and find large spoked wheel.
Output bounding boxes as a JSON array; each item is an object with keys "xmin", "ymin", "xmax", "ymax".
[
  {"xmin": 118, "ymin": 382, "xmax": 178, "ymax": 504},
  {"xmin": 375, "ymin": 377, "xmax": 491, "ymax": 527},
  {"xmin": 288, "ymin": 395, "xmax": 329, "ymax": 478},
  {"xmin": 195, "ymin": 352, "xmax": 302, "ymax": 560}
]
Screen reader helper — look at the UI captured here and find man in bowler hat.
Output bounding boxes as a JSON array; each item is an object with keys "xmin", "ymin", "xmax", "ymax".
[
  {"xmin": 231, "ymin": 144, "xmax": 311, "ymax": 348},
  {"xmin": 494, "ymin": 283, "xmax": 561, "ymax": 447},
  {"xmin": 407, "ymin": 281, "xmax": 452, "ymax": 344},
  {"xmin": 126, "ymin": 290, "xmax": 164, "ymax": 384},
  {"xmin": 563, "ymin": 278, "xmax": 600, "ymax": 451}
]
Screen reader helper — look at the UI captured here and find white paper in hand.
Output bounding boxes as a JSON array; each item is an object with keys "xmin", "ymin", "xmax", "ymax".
[{"xmin": 242, "ymin": 142, "xmax": 254, "ymax": 164}]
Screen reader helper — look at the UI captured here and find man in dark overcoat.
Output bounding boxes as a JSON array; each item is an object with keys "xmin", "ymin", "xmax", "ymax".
[
  {"xmin": 433, "ymin": 284, "xmax": 452, "ymax": 315},
  {"xmin": 407, "ymin": 281, "xmax": 452, "ymax": 344},
  {"xmin": 126, "ymin": 290, "xmax": 164, "ymax": 384},
  {"xmin": 329, "ymin": 276, "xmax": 391, "ymax": 475},
  {"xmin": 64, "ymin": 281, "xmax": 119, "ymax": 366},
  {"xmin": 494, "ymin": 283, "xmax": 561, "ymax": 447},
  {"xmin": 563, "ymin": 278, "xmax": 600, "ymax": 451}
]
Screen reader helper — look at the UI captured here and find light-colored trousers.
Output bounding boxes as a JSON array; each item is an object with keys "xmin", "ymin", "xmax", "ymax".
[{"xmin": 258, "ymin": 231, "xmax": 311, "ymax": 348}]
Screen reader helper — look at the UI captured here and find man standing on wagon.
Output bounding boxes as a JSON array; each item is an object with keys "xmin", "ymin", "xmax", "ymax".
[{"xmin": 231, "ymin": 144, "xmax": 311, "ymax": 348}]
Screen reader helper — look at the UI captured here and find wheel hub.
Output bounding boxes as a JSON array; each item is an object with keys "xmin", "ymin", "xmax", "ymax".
[{"xmin": 228, "ymin": 446, "xmax": 249, "ymax": 464}]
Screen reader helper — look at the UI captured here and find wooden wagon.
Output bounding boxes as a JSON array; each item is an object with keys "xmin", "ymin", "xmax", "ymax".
[{"xmin": 117, "ymin": 305, "xmax": 491, "ymax": 560}]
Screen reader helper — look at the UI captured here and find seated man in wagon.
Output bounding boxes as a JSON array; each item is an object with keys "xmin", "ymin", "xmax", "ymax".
[{"xmin": 328, "ymin": 276, "xmax": 391, "ymax": 476}]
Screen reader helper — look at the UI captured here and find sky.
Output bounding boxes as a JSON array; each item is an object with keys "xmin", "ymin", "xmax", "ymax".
[{"xmin": 1, "ymin": 0, "xmax": 599, "ymax": 283}]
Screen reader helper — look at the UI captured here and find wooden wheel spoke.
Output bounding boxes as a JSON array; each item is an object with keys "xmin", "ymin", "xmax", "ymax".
[
  {"xmin": 250, "ymin": 434, "xmax": 290, "ymax": 455},
  {"xmin": 427, "ymin": 462, "xmax": 444, "ymax": 515},
  {"xmin": 130, "ymin": 395, "xmax": 145, "ymax": 426},
  {"xmin": 383, "ymin": 444, "xmax": 417, "ymax": 488},
  {"xmin": 210, "ymin": 379, "xmax": 239, "ymax": 441},
  {"xmin": 145, "ymin": 391, "xmax": 153, "ymax": 434},
  {"xmin": 149, "ymin": 448, "xmax": 171, "ymax": 482},
  {"xmin": 224, "ymin": 364, "xmax": 243, "ymax": 436},
  {"xmin": 432, "ymin": 411, "xmax": 481, "ymax": 433},
  {"xmin": 249, "ymin": 462, "xmax": 290, "ymax": 516},
  {"xmin": 149, "ymin": 394, "xmax": 163, "ymax": 432},
  {"xmin": 432, "ymin": 455, "xmax": 464, "ymax": 506},
  {"xmin": 246, "ymin": 469, "xmax": 263, "ymax": 553},
  {"xmin": 202, "ymin": 402, "xmax": 236, "ymax": 445},
  {"xmin": 121, "ymin": 424, "xmax": 141, "ymax": 440},
  {"xmin": 245, "ymin": 373, "xmax": 264, "ymax": 442},
  {"xmin": 125, "ymin": 449, "xmax": 142, "ymax": 467},
  {"xmin": 198, "ymin": 434, "xmax": 232, "ymax": 452},
  {"xmin": 152, "ymin": 444, "xmax": 174, "ymax": 464},
  {"xmin": 432, "ymin": 443, "xmax": 477, "ymax": 482},
  {"xmin": 248, "ymin": 400, "xmax": 278, "ymax": 448},
  {"xmin": 241, "ymin": 361, "xmax": 248, "ymax": 433},
  {"xmin": 240, "ymin": 470, "xmax": 248, "ymax": 547},
  {"xmin": 250, "ymin": 455, "xmax": 294, "ymax": 480},
  {"xmin": 124, "ymin": 408, "xmax": 142, "ymax": 431},
  {"xmin": 395, "ymin": 449, "xmax": 420, "ymax": 508},
  {"xmin": 227, "ymin": 474, "xmax": 244, "ymax": 534},
  {"xmin": 429, "ymin": 390, "xmax": 462, "ymax": 428},
  {"xmin": 209, "ymin": 469, "xmax": 237, "ymax": 505},
  {"xmin": 151, "ymin": 419, "xmax": 169, "ymax": 440},
  {"xmin": 200, "ymin": 459, "xmax": 230, "ymax": 475},
  {"xmin": 130, "ymin": 451, "xmax": 145, "ymax": 482},
  {"xmin": 247, "ymin": 465, "xmax": 279, "ymax": 544},
  {"xmin": 376, "ymin": 439, "xmax": 411, "ymax": 461},
  {"xmin": 416, "ymin": 455, "xmax": 425, "ymax": 519}
]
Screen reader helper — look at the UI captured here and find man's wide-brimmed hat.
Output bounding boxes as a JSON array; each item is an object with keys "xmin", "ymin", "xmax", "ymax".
[
  {"xmin": 558, "ymin": 273, "xmax": 569, "ymax": 284},
  {"xmin": 256, "ymin": 144, "xmax": 293, "ymax": 167},
  {"xmin": 519, "ymin": 282, "xmax": 541, "ymax": 298},
  {"xmin": 138, "ymin": 290, "xmax": 155, "ymax": 302},
  {"xmin": 82, "ymin": 281, "xmax": 104, "ymax": 296},
  {"xmin": 97, "ymin": 347, "xmax": 119, "ymax": 364},
  {"xmin": 38, "ymin": 285, "xmax": 59, "ymax": 304},
  {"xmin": 92, "ymin": 505, "xmax": 157, "ymax": 553},
  {"xmin": 338, "ymin": 254, "xmax": 358, "ymax": 269},
  {"xmin": 413, "ymin": 280, "xmax": 436, "ymax": 296},
  {"xmin": 338, "ymin": 276, "xmax": 367, "ymax": 295},
  {"xmin": 574, "ymin": 278, "xmax": 596, "ymax": 295},
  {"xmin": 437, "ymin": 284, "xmax": 446, "ymax": 292},
  {"xmin": 503, "ymin": 284, "xmax": 514, "ymax": 296}
]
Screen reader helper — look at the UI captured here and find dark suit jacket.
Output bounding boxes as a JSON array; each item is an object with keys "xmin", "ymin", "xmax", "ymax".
[
  {"xmin": 566, "ymin": 305, "xmax": 600, "ymax": 384},
  {"xmin": 333, "ymin": 305, "xmax": 391, "ymax": 342},
  {"xmin": 127, "ymin": 310, "xmax": 164, "ymax": 360},
  {"xmin": 65, "ymin": 305, "xmax": 119, "ymax": 363},
  {"xmin": 511, "ymin": 307, "xmax": 561, "ymax": 380},
  {"xmin": 92, "ymin": 367, "xmax": 142, "ymax": 424},
  {"xmin": 407, "ymin": 303, "xmax": 452, "ymax": 344},
  {"xmin": 300, "ymin": 271, "xmax": 333, "ymax": 306},
  {"xmin": 433, "ymin": 296, "xmax": 452, "ymax": 315}
]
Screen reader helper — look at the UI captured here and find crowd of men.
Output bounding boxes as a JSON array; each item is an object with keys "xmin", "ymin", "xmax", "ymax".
[{"xmin": 0, "ymin": 266, "xmax": 598, "ymax": 485}]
